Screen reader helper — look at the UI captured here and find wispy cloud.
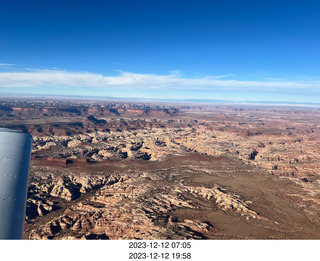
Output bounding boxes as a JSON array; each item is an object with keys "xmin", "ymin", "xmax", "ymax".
[
  {"xmin": 0, "ymin": 63, "xmax": 16, "ymax": 67},
  {"xmin": 264, "ymin": 77, "xmax": 285, "ymax": 81},
  {"xmin": 0, "ymin": 69, "xmax": 319, "ymax": 93},
  {"xmin": 211, "ymin": 74, "xmax": 237, "ymax": 79},
  {"xmin": 113, "ymin": 62, "xmax": 132, "ymax": 67}
]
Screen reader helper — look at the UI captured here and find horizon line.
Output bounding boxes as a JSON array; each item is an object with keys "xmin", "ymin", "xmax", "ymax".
[{"xmin": 1, "ymin": 92, "xmax": 320, "ymax": 107}]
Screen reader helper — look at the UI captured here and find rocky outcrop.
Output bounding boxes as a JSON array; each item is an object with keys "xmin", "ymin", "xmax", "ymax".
[
  {"xmin": 26, "ymin": 198, "xmax": 57, "ymax": 220},
  {"xmin": 185, "ymin": 186, "xmax": 267, "ymax": 220},
  {"xmin": 50, "ymin": 181, "xmax": 80, "ymax": 201}
]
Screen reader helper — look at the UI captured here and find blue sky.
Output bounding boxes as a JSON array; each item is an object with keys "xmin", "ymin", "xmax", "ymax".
[{"xmin": 0, "ymin": 0, "xmax": 320, "ymax": 103}]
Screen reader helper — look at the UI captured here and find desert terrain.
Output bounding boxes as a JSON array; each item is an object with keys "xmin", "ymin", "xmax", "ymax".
[{"xmin": 0, "ymin": 97, "xmax": 319, "ymax": 239}]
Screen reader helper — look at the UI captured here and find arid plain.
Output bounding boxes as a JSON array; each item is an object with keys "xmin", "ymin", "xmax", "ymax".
[{"xmin": 1, "ymin": 97, "xmax": 319, "ymax": 239}]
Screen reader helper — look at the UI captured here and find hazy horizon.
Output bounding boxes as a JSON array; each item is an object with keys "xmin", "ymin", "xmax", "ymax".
[{"xmin": 1, "ymin": 91, "xmax": 320, "ymax": 107}]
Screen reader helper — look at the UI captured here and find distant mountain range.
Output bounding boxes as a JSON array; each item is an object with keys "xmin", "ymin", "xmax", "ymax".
[{"xmin": 1, "ymin": 92, "xmax": 320, "ymax": 106}]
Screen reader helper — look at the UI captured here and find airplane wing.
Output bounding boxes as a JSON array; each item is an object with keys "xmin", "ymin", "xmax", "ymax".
[{"xmin": 0, "ymin": 128, "xmax": 32, "ymax": 239}]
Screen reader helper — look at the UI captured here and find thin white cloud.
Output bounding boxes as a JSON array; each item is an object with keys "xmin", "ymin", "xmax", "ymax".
[
  {"xmin": 0, "ymin": 63, "xmax": 16, "ymax": 67},
  {"xmin": 113, "ymin": 62, "xmax": 132, "ymax": 67},
  {"xmin": 211, "ymin": 74, "xmax": 237, "ymax": 79},
  {"xmin": 264, "ymin": 77, "xmax": 285, "ymax": 81},
  {"xmin": 0, "ymin": 69, "xmax": 319, "ymax": 92}
]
